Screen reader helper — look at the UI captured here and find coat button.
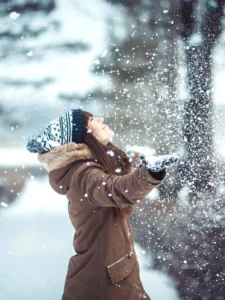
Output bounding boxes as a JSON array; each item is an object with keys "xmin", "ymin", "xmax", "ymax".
[{"xmin": 128, "ymin": 251, "xmax": 133, "ymax": 258}]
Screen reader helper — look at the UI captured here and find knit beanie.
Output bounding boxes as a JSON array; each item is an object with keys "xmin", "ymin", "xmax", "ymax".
[{"xmin": 26, "ymin": 109, "xmax": 83, "ymax": 154}]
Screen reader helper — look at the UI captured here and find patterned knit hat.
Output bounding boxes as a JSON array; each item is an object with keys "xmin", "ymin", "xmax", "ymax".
[{"xmin": 26, "ymin": 109, "xmax": 83, "ymax": 154}]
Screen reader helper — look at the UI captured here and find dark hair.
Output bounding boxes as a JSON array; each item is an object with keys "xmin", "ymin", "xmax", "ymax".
[
  {"xmin": 81, "ymin": 111, "xmax": 134, "ymax": 220},
  {"xmin": 82, "ymin": 111, "xmax": 132, "ymax": 176}
]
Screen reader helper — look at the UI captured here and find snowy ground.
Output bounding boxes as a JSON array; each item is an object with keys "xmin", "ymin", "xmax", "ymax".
[{"xmin": 0, "ymin": 151, "xmax": 180, "ymax": 300}]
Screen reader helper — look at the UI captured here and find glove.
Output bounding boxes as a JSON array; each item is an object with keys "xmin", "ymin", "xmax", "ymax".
[{"xmin": 140, "ymin": 154, "xmax": 180, "ymax": 173}]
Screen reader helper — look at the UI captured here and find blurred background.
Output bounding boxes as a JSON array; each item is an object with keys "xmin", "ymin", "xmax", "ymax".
[{"xmin": 0, "ymin": 0, "xmax": 225, "ymax": 299}]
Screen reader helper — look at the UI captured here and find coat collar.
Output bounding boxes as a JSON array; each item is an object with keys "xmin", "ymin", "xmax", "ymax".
[{"xmin": 37, "ymin": 142, "xmax": 95, "ymax": 173}]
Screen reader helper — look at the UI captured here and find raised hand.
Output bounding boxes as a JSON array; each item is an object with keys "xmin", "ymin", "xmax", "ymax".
[{"xmin": 140, "ymin": 154, "xmax": 180, "ymax": 173}]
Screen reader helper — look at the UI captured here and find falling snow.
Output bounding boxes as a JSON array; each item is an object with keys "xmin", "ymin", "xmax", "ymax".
[{"xmin": 1, "ymin": 0, "xmax": 225, "ymax": 299}]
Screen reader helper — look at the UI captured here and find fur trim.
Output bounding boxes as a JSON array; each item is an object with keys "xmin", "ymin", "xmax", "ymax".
[{"xmin": 37, "ymin": 142, "xmax": 95, "ymax": 172}]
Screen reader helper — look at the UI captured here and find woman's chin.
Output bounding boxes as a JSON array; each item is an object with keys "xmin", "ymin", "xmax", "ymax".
[
  {"xmin": 109, "ymin": 130, "xmax": 114, "ymax": 141},
  {"xmin": 109, "ymin": 129, "xmax": 114, "ymax": 137}
]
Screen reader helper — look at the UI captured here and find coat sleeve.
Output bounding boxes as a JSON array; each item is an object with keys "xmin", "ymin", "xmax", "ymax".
[{"xmin": 69, "ymin": 161, "xmax": 166, "ymax": 208}]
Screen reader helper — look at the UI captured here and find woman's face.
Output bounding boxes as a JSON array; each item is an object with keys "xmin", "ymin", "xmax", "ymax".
[{"xmin": 87, "ymin": 116, "xmax": 114, "ymax": 145}]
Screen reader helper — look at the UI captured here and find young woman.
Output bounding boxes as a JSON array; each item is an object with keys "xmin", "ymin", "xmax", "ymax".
[{"xmin": 26, "ymin": 108, "xmax": 179, "ymax": 300}]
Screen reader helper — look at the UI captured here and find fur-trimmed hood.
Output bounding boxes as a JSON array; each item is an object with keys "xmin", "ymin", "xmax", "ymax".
[
  {"xmin": 38, "ymin": 142, "xmax": 96, "ymax": 195},
  {"xmin": 38, "ymin": 142, "xmax": 95, "ymax": 173}
]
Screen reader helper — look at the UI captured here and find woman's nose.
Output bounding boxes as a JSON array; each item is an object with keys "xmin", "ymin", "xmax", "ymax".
[{"xmin": 98, "ymin": 117, "xmax": 104, "ymax": 123}]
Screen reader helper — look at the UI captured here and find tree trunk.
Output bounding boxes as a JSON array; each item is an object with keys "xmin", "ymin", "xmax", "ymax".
[{"xmin": 179, "ymin": 0, "xmax": 225, "ymax": 196}]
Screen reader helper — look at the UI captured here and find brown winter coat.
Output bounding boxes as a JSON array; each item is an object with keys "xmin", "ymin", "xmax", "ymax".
[{"xmin": 38, "ymin": 142, "xmax": 166, "ymax": 300}]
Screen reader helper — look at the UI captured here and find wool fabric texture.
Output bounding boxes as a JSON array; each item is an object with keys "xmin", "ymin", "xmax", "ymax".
[{"xmin": 26, "ymin": 109, "xmax": 83, "ymax": 154}]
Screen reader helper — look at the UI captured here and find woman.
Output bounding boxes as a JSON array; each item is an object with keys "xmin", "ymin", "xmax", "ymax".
[{"xmin": 26, "ymin": 108, "xmax": 179, "ymax": 300}]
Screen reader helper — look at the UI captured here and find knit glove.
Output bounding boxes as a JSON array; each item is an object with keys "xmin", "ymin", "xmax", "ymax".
[{"xmin": 140, "ymin": 154, "xmax": 180, "ymax": 173}]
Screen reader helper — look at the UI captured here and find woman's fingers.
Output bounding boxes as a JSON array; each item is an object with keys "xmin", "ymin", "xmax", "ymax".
[
  {"xmin": 140, "ymin": 155, "xmax": 149, "ymax": 166},
  {"xmin": 140, "ymin": 154, "xmax": 180, "ymax": 171},
  {"xmin": 161, "ymin": 156, "xmax": 180, "ymax": 168}
]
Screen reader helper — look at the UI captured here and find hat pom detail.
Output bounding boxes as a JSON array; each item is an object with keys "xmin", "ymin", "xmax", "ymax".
[{"xmin": 26, "ymin": 135, "xmax": 44, "ymax": 154}]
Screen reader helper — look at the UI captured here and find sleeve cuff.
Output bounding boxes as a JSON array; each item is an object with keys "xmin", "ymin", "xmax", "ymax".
[{"xmin": 148, "ymin": 169, "xmax": 166, "ymax": 181}]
